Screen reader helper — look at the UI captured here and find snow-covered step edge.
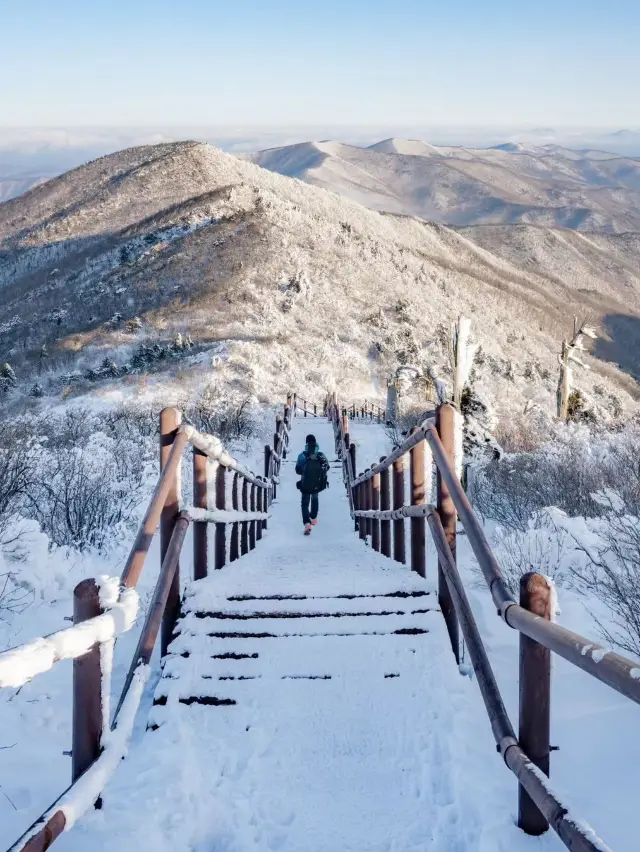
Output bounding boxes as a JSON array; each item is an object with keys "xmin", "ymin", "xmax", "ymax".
[
  {"xmin": 184, "ymin": 574, "xmax": 434, "ymax": 607},
  {"xmin": 182, "ymin": 591, "xmax": 433, "ymax": 618},
  {"xmin": 166, "ymin": 629, "xmax": 434, "ymax": 659},
  {"xmin": 175, "ymin": 610, "xmax": 436, "ymax": 639},
  {"xmin": 161, "ymin": 638, "xmax": 428, "ymax": 682}
]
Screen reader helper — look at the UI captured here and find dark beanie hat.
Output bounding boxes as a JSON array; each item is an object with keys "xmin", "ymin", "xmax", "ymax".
[{"xmin": 306, "ymin": 434, "xmax": 317, "ymax": 445}]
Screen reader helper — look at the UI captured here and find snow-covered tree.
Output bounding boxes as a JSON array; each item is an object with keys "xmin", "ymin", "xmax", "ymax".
[{"xmin": 557, "ymin": 318, "xmax": 598, "ymax": 422}]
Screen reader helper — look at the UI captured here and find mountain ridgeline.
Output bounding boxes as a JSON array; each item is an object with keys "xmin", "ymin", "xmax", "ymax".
[{"xmin": 0, "ymin": 140, "xmax": 639, "ymax": 422}]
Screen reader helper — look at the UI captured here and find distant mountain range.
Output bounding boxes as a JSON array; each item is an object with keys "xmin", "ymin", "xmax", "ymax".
[
  {"xmin": 249, "ymin": 139, "xmax": 640, "ymax": 233},
  {"xmin": 1, "ymin": 141, "xmax": 639, "ymax": 423}
]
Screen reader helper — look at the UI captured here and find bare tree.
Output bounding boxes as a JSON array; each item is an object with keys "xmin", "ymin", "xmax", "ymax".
[{"xmin": 569, "ymin": 512, "xmax": 640, "ymax": 657}]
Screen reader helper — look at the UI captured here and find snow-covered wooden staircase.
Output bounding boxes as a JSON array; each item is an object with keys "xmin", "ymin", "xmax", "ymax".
[{"xmin": 152, "ymin": 588, "xmax": 437, "ymax": 718}]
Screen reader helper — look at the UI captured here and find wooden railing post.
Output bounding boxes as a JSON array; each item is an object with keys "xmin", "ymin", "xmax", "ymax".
[
  {"xmin": 230, "ymin": 472, "xmax": 240, "ymax": 562},
  {"xmin": 240, "ymin": 478, "xmax": 249, "ymax": 556},
  {"xmin": 256, "ymin": 481, "xmax": 263, "ymax": 540},
  {"xmin": 160, "ymin": 407, "xmax": 181, "ymax": 656},
  {"xmin": 193, "ymin": 447, "xmax": 208, "ymax": 581},
  {"xmin": 358, "ymin": 481, "xmax": 367, "ymax": 540},
  {"xmin": 72, "ymin": 578, "xmax": 102, "ymax": 784},
  {"xmin": 519, "ymin": 572, "xmax": 552, "ymax": 836},
  {"xmin": 249, "ymin": 483, "xmax": 257, "ymax": 550},
  {"xmin": 371, "ymin": 465, "xmax": 380, "ymax": 552},
  {"xmin": 215, "ymin": 463, "xmax": 226, "ymax": 570},
  {"xmin": 363, "ymin": 469, "xmax": 371, "ymax": 540},
  {"xmin": 350, "ymin": 443, "xmax": 358, "ymax": 531},
  {"xmin": 380, "ymin": 457, "xmax": 391, "ymax": 557},
  {"xmin": 304, "ymin": 399, "xmax": 308, "ymax": 417},
  {"xmin": 261, "ymin": 477, "xmax": 268, "ymax": 531},
  {"xmin": 409, "ymin": 429, "xmax": 426, "ymax": 577},
  {"xmin": 314, "ymin": 403, "xmax": 317, "ymax": 416},
  {"xmin": 393, "ymin": 456, "xmax": 406, "ymax": 563},
  {"xmin": 436, "ymin": 403, "xmax": 459, "ymax": 661}
]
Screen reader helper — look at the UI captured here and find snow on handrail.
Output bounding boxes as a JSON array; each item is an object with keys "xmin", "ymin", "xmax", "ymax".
[
  {"xmin": 184, "ymin": 507, "xmax": 270, "ymax": 523},
  {"xmin": 0, "ymin": 581, "xmax": 139, "ymax": 690},
  {"xmin": 10, "ymin": 664, "xmax": 149, "ymax": 851},
  {"xmin": 183, "ymin": 425, "xmax": 270, "ymax": 489}
]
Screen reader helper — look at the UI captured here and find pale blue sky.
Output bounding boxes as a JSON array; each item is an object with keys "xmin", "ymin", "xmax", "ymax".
[{"xmin": 0, "ymin": 0, "xmax": 638, "ymax": 127}]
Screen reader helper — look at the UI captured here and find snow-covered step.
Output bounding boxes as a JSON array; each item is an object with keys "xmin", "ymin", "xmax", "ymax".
[
  {"xmin": 175, "ymin": 610, "xmax": 435, "ymax": 640},
  {"xmin": 182, "ymin": 590, "xmax": 432, "ymax": 618},
  {"xmin": 163, "ymin": 633, "xmax": 429, "ymax": 682}
]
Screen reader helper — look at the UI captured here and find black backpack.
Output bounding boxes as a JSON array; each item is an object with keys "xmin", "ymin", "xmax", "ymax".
[{"xmin": 300, "ymin": 454, "xmax": 328, "ymax": 494}]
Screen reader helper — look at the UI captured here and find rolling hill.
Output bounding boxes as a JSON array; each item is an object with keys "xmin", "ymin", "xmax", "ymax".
[
  {"xmin": 1, "ymin": 141, "xmax": 639, "ymax": 423},
  {"xmin": 249, "ymin": 139, "xmax": 640, "ymax": 233}
]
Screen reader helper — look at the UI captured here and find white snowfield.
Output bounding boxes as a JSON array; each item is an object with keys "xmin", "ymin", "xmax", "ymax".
[{"xmin": 59, "ymin": 419, "xmax": 577, "ymax": 852}]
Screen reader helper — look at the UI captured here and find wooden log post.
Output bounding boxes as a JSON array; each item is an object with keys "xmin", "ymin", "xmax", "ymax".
[
  {"xmin": 72, "ymin": 578, "xmax": 102, "ymax": 783},
  {"xmin": 314, "ymin": 403, "xmax": 317, "ymax": 416},
  {"xmin": 230, "ymin": 472, "xmax": 240, "ymax": 562},
  {"xmin": 363, "ymin": 470, "xmax": 371, "ymax": 540},
  {"xmin": 380, "ymin": 458, "xmax": 391, "ymax": 557},
  {"xmin": 518, "ymin": 572, "xmax": 552, "ymax": 836},
  {"xmin": 215, "ymin": 464, "xmax": 226, "ymax": 570},
  {"xmin": 409, "ymin": 429, "xmax": 426, "ymax": 577},
  {"xmin": 160, "ymin": 407, "xmax": 181, "ymax": 656},
  {"xmin": 261, "ymin": 477, "xmax": 269, "ymax": 531},
  {"xmin": 249, "ymin": 483, "xmax": 257, "ymax": 550},
  {"xmin": 342, "ymin": 414, "xmax": 349, "ymax": 452},
  {"xmin": 304, "ymin": 399, "xmax": 308, "ymax": 417},
  {"xmin": 371, "ymin": 465, "xmax": 381, "ymax": 552},
  {"xmin": 256, "ymin": 481, "xmax": 263, "ymax": 540},
  {"xmin": 294, "ymin": 392, "xmax": 298, "ymax": 417},
  {"xmin": 436, "ymin": 403, "xmax": 460, "ymax": 661},
  {"xmin": 350, "ymin": 443, "xmax": 358, "ymax": 531},
  {"xmin": 240, "ymin": 478, "xmax": 249, "ymax": 556},
  {"xmin": 393, "ymin": 456, "xmax": 406, "ymax": 564},
  {"xmin": 193, "ymin": 447, "xmax": 208, "ymax": 581}
]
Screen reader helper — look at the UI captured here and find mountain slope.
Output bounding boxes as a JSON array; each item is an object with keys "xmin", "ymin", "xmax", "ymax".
[
  {"xmin": 1, "ymin": 141, "xmax": 639, "ymax": 421},
  {"xmin": 250, "ymin": 139, "xmax": 640, "ymax": 233}
]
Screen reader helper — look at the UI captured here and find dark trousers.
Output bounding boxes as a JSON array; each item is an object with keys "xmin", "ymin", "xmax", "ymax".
[{"xmin": 301, "ymin": 492, "xmax": 319, "ymax": 525}]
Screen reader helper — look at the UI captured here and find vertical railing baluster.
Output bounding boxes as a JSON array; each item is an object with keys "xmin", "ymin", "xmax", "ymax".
[
  {"xmin": 409, "ymin": 430, "xmax": 426, "ymax": 576},
  {"xmin": 249, "ymin": 483, "xmax": 257, "ymax": 550},
  {"xmin": 230, "ymin": 472, "xmax": 240, "ymax": 562},
  {"xmin": 193, "ymin": 447, "xmax": 208, "ymax": 581},
  {"xmin": 393, "ymin": 456, "xmax": 406, "ymax": 563},
  {"xmin": 160, "ymin": 407, "xmax": 181, "ymax": 656},
  {"xmin": 72, "ymin": 579, "xmax": 102, "ymax": 784},
  {"xmin": 380, "ymin": 458, "xmax": 391, "ymax": 557},
  {"xmin": 518, "ymin": 572, "xmax": 552, "ymax": 836},
  {"xmin": 436, "ymin": 403, "xmax": 459, "ymax": 660},
  {"xmin": 215, "ymin": 463, "xmax": 226, "ymax": 570},
  {"xmin": 240, "ymin": 478, "xmax": 249, "ymax": 556},
  {"xmin": 371, "ymin": 464, "xmax": 380, "ymax": 552}
]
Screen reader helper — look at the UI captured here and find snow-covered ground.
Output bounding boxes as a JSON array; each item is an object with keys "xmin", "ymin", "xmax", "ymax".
[{"xmin": 2, "ymin": 414, "xmax": 637, "ymax": 851}]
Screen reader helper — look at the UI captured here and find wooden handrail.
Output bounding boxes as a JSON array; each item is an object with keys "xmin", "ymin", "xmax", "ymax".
[
  {"xmin": 120, "ymin": 429, "xmax": 189, "ymax": 589},
  {"xmin": 9, "ymin": 399, "xmax": 293, "ymax": 852},
  {"xmin": 424, "ymin": 422, "xmax": 640, "ymax": 705},
  {"xmin": 427, "ymin": 511, "xmax": 605, "ymax": 852},
  {"xmin": 333, "ymin": 396, "xmax": 634, "ymax": 849}
]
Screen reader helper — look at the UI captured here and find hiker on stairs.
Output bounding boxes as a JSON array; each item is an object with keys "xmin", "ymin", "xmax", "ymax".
[{"xmin": 295, "ymin": 433, "xmax": 330, "ymax": 534}]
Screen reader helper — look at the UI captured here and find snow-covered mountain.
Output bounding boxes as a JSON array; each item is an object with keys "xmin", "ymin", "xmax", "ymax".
[
  {"xmin": 1, "ymin": 141, "xmax": 639, "ymax": 422},
  {"xmin": 249, "ymin": 138, "xmax": 640, "ymax": 233}
]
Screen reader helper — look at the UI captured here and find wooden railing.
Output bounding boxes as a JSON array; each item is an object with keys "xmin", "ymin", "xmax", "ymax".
[
  {"xmin": 329, "ymin": 398, "xmax": 639, "ymax": 852},
  {"xmin": 4, "ymin": 400, "xmax": 292, "ymax": 852}
]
